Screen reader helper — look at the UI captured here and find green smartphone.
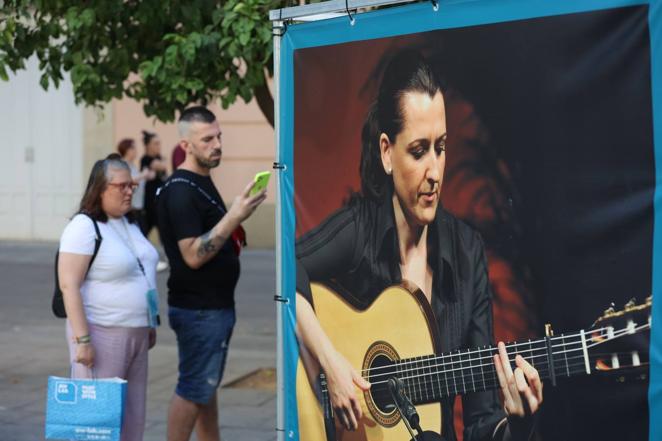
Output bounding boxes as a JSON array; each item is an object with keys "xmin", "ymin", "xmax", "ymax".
[{"xmin": 250, "ymin": 171, "xmax": 271, "ymax": 196}]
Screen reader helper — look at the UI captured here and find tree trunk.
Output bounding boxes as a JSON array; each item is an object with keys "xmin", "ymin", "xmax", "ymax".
[{"xmin": 254, "ymin": 81, "xmax": 274, "ymax": 128}]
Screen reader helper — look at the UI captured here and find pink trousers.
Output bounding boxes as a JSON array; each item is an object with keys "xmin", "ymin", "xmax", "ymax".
[{"xmin": 66, "ymin": 322, "xmax": 150, "ymax": 441}]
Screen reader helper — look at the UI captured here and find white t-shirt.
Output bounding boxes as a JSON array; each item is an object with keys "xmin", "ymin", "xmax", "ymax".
[{"xmin": 59, "ymin": 214, "xmax": 159, "ymax": 327}]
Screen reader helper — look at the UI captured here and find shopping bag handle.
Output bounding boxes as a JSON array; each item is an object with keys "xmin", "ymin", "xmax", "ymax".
[{"xmin": 70, "ymin": 365, "xmax": 97, "ymax": 380}]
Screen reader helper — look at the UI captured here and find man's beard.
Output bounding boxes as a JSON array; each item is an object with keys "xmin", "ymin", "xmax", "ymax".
[
  {"xmin": 192, "ymin": 143, "xmax": 223, "ymax": 169},
  {"xmin": 193, "ymin": 150, "xmax": 221, "ymax": 169}
]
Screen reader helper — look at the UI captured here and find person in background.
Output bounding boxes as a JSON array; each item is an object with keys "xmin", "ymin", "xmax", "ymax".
[
  {"xmin": 140, "ymin": 130, "xmax": 169, "ymax": 272},
  {"xmin": 171, "ymin": 142, "xmax": 186, "ymax": 171},
  {"xmin": 58, "ymin": 154, "xmax": 159, "ymax": 441},
  {"xmin": 117, "ymin": 138, "xmax": 155, "ymax": 225}
]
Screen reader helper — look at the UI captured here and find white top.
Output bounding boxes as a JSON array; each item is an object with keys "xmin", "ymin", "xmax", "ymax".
[
  {"xmin": 59, "ymin": 214, "xmax": 159, "ymax": 327},
  {"xmin": 128, "ymin": 163, "xmax": 145, "ymax": 210}
]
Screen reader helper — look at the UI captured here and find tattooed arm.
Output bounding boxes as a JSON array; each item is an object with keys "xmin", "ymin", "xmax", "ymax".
[
  {"xmin": 176, "ymin": 181, "xmax": 267, "ymax": 269},
  {"xmin": 177, "ymin": 221, "xmax": 235, "ymax": 269}
]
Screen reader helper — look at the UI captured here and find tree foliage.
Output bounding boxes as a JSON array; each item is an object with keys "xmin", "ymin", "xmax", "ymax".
[{"xmin": 0, "ymin": 0, "xmax": 284, "ymax": 124}]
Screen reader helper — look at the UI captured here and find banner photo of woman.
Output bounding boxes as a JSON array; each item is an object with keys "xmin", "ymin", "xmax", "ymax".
[{"xmin": 275, "ymin": 1, "xmax": 661, "ymax": 440}]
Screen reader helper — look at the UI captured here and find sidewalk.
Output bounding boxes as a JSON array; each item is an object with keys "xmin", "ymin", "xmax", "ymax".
[{"xmin": 0, "ymin": 241, "xmax": 277, "ymax": 441}]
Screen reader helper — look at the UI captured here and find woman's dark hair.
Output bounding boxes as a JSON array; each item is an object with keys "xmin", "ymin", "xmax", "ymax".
[
  {"xmin": 142, "ymin": 130, "xmax": 157, "ymax": 147},
  {"xmin": 360, "ymin": 50, "xmax": 445, "ymax": 200},
  {"xmin": 78, "ymin": 153, "xmax": 135, "ymax": 223},
  {"xmin": 117, "ymin": 138, "xmax": 135, "ymax": 157}
]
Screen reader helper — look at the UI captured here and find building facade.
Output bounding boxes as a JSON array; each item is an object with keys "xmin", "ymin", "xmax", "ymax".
[{"xmin": 0, "ymin": 59, "xmax": 276, "ymax": 247}]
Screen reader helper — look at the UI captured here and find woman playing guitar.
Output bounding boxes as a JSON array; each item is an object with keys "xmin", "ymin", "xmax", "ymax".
[{"xmin": 295, "ymin": 50, "xmax": 543, "ymax": 441}]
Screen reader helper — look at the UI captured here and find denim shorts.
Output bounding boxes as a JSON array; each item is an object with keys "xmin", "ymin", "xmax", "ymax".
[{"xmin": 168, "ymin": 306, "xmax": 236, "ymax": 404}]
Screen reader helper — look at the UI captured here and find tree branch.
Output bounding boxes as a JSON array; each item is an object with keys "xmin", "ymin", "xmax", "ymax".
[{"xmin": 254, "ymin": 80, "xmax": 274, "ymax": 128}]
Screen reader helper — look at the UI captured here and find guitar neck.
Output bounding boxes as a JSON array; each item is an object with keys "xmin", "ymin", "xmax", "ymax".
[{"xmin": 396, "ymin": 332, "xmax": 592, "ymax": 405}]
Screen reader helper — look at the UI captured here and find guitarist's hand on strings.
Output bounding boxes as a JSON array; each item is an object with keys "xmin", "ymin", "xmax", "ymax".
[
  {"xmin": 494, "ymin": 342, "xmax": 543, "ymax": 440},
  {"xmin": 321, "ymin": 349, "xmax": 371, "ymax": 431},
  {"xmin": 295, "ymin": 293, "xmax": 371, "ymax": 431}
]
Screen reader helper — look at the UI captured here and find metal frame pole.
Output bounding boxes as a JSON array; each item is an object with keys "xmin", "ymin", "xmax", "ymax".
[{"xmin": 272, "ymin": 18, "xmax": 286, "ymax": 441}]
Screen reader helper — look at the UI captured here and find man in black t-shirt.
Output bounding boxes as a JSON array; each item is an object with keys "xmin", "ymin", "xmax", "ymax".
[{"xmin": 157, "ymin": 106, "xmax": 266, "ymax": 441}]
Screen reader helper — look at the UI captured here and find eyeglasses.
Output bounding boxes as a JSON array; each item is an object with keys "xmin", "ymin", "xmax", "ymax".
[{"xmin": 107, "ymin": 182, "xmax": 138, "ymax": 192}]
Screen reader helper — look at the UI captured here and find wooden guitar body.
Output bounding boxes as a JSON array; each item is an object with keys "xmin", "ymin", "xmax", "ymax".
[
  {"xmin": 296, "ymin": 282, "xmax": 443, "ymax": 441},
  {"xmin": 294, "ymin": 282, "xmax": 653, "ymax": 441}
]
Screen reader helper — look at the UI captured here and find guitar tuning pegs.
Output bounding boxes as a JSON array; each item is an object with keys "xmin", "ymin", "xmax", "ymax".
[
  {"xmin": 603, "ymin": 303, "xmax": 615, "ymax": 316},
  {"xmin": 624, "ymin": 298, "xmax": 636, "ymax": 310}
]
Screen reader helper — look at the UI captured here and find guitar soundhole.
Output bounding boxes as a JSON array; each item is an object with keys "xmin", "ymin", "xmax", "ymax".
[
  {"xmin": 363, "ymin": 341, "xmax": 401, "ymax": 427},
  {"xmin": 369, "ymin": 354, "xmax": 397, "ymax": 413}
]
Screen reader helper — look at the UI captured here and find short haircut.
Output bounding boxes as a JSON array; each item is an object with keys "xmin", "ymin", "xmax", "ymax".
[{"xmin": 178, "ymin": 106, "xmax": 217, "ymax": 138}]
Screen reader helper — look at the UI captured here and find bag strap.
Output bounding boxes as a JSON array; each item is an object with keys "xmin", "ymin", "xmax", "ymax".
[
  {"xmin": 159, "ymin": 176, "xmax": 226, "ymax": 214},
  {"xmin": 79, "ymin": 212, "xmax": 102, "ymax": 270},
  {"xmin": 159, "ymin": 176, "xmax": 245, "ymax": 254}
]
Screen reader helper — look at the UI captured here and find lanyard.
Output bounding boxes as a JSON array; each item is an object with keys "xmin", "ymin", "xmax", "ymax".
[
  {"xmin": 160, "ymin": 177, "xmax": 226, "ymax": 215},
  {"xmin": 108, "ymin": 218, "xmax": 151, "ymax": 288},
  {"xmin": 160, "ymin": 175, "xmax": 246, "ymax": 256}
]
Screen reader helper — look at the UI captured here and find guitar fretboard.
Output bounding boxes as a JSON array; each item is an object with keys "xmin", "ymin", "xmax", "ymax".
[{"xmin": 371, "ymin": 334, "xmax": 590, "ymax": 405}]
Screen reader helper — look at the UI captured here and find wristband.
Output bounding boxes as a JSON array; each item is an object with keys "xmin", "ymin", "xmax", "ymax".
[{"xmin": 75, "ymin": 334, "xmax": 91, "ymax": 344}]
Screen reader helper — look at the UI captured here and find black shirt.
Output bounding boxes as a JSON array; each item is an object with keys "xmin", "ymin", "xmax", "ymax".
[
  {"xmin": 296, "ymin": 194, "xmax": 506, "ymax": 441},
  {"xmin": 140, "ymin": 154, "xmax": 166, "ymax": 210},
  {"xmin": 157, "ymin": 169, "xmax": 240, "ymax": 309}
]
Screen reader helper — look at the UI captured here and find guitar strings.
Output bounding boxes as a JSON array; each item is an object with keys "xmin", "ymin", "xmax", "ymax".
[
  {"xmin": 362, "ymin": 341, "xmax": 576, "ymax": 378},
  {"xmin": 367, "ymin": 359, "xmax": 582, "ymax": 402},
  {"xmin": 369, "ymin": 346, "xmax": 588, "ymax": 386},
  {"xmin": 367, "ymin": 338, "xmax": 648, "ymax": 402},
  {"xmin": 359, "ymin": 322, "xmax": 648, "ymax": 378},
  {"xmin": 365, "ymin": 351, "xmax": 644, "ymax": 403},
  {"xmin": 321, "ymin": 351, "xmax": 629, "ymax": 393},
  {"xmin": 371, "ymin": 354, "xmax": 647, "ymax": 402},
  {"xmin": 370, "ymin": 323, "xmax": 648, "ymax": 386},
  {"xmin": 358, "ymin": 321, "xmax": 646, "ymax": 376},
  {"xmin": 358, "ymin": 326, "xmax": 608, "ymax": 375},
  {"xmin": 361, "ymin": 322, "xmax": 649, "ymax": 383},
  {"xmin": 365, "ymin": 347, "xmax": 647, "ymax": 399}
]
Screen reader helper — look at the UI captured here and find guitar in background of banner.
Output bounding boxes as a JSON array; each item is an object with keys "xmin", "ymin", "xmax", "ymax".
[{"xmin": 273, "ymin": 1, "xmax": 662, "ymax": 440}]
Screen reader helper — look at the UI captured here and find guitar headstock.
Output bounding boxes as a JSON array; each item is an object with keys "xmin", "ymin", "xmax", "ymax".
[
  {"xmin": 587, "ymin": 296, "xmax": 651, "ymax": 378},
  {"xmin": 591, "ymin": 296, "xmax": 652, "ymax": 327}
]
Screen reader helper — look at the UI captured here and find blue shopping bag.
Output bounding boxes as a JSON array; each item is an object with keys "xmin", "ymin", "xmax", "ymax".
[{"xmin": 45, "ymin": 376, "xmax": 127, "ymax": 441}]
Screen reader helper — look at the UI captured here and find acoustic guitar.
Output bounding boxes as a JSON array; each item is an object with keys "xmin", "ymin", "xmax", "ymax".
[{"xmin": 295, "ymin": 282, "xmax": 652, "ymax": 441}]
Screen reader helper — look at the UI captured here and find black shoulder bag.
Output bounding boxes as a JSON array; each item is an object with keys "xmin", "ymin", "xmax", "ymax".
[{"xmin": 51, "ymin": 213, "xmax": 103, "ymax": 318}]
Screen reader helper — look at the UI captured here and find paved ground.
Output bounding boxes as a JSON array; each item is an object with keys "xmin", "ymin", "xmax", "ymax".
[{"xmin": 0, "ymin": 241, "xmax": 277, "ymax": 441}]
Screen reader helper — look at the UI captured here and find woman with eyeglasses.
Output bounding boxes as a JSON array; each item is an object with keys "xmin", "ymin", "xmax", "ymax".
[{"xmin": 57, "ymin": 154, "xmax": 159, "ymax": 441}]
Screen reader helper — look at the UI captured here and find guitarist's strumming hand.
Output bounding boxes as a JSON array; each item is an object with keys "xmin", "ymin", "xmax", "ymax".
[
  {"xmin": 494, "ymin": 342, "xmax": 543, "ymax": 440},
  {"xmin": 321, "ymin": 348, "xmax": 371, "ymax": 431},
  {"xmin": 295, "ymin": 292, "xmax": 371, "ymax": 432}
]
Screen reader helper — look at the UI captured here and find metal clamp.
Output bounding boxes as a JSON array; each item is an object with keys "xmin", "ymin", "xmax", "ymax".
[
  {"xmin": 272, "ymin": 21, "xmax": 288, "ymax": 37},
  {"xmin": 345, "ymin": 0, "xmax": 355, "ymax": 25},
  {"xmin": 272, "ymin": 6, "xmax": 290, "ymax": 37},
  {"xmin": 274, "ymin": 295, "xmax": 290, "ymax": 304},
  {"xmin": 273, "ymin": 162, "xmax": 287, "ymax": 171}
]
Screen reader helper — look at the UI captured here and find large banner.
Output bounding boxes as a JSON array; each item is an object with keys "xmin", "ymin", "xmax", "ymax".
[{"xmin": 277, "ymin": 1, "xmax": 661, "ymax": 440}]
